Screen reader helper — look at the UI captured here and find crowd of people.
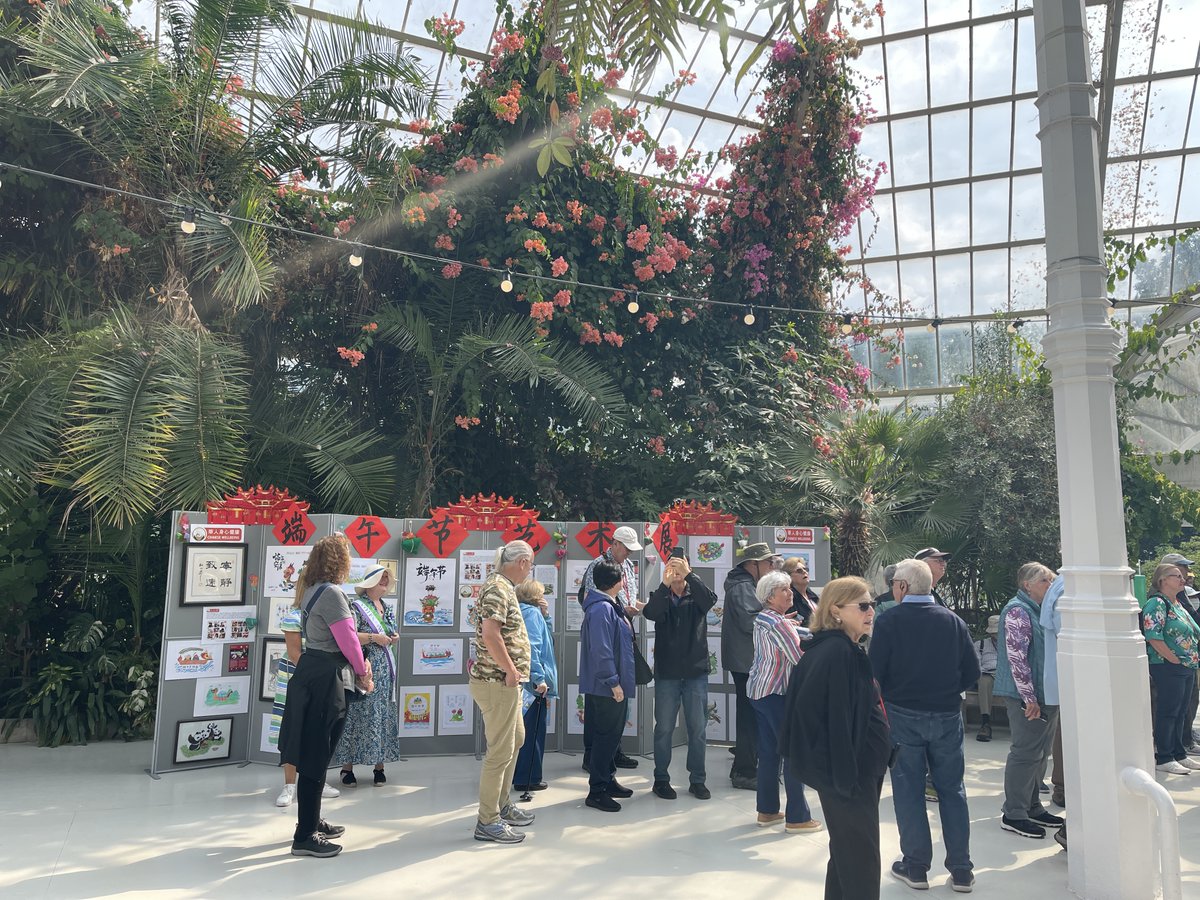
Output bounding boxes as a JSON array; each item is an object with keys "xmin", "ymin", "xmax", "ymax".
[{"xmin": 272, "ymin": 532, "xmax": 1197, "ymax": 895}]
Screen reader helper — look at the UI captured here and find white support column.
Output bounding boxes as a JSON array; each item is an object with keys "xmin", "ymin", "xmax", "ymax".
[{"xmin": 1034, "ymin": 2, "xmax": 1159, "ymax": 898}]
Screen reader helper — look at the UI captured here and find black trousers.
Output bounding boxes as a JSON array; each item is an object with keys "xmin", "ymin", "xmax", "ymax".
[
  {"xmin": 293, "ymin": 716, "xmax": 344, "ymax": 841},
  {"xmin": 585, "ymin": 693, "xmax": 627, "ymax": 795},
  {"xmin": 730, "ymin": 671, "xmax": 758, "ymax": 779},
  {"xmin": 817, "ymin": 777, "xmax": 884, "ymax": 900}
]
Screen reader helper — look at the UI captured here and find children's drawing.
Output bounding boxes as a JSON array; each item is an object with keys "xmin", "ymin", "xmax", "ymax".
[
  {"xmin": 438, "ymin": 684, "xmax": 472, "ymax": 735},
  {"xmin": 264, "ymin": 545, "xmax": 311, "ymax": 596},
  {"xmin": 707, "ymin": 636, "xmax": 723, "ymax": 685},
  {"xmin": 403, "ymin": 557, "xmax": 455, "ymax": 626},
  {"xmin": 400, "ymin": 686, "xmax": 435, "ymax": 736},
  {"xmin": 412, "ymin": 638, "xmax": 464, "ymax": 675}
]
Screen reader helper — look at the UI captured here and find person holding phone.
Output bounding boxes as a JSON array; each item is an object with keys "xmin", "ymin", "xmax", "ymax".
[
  {"xmin": 994, "ymin": 562, "xmax": 1065, "ymax": 840},
  {"xmin": 643, "ymin": 549, "xmax": 717, "ymax": 800}
]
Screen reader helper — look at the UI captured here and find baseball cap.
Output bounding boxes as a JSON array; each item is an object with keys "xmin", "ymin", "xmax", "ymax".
[
  {"xmin": 986, "ymin": 614, "xmax": 1000, "ymax": 634},
  {"xmin": 1162, "ymin": 552, "xmax": 1195, "ymax": 567},
  {"xmin": 612, "ymin": 525, "xmax": 643, "ymax": 551},
  {"xmin": 915, "ymin": 547, "xmax": 951, "ymax": 561}
]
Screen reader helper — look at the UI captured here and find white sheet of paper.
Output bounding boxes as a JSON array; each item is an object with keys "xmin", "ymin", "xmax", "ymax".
[
  {"xmin": 200, "ymin": 605, "xmax": 256, "ymax": 644},
  {"xmin": 192, "ymin": 675, "xmax": 250, "ymax": 716},
  {"xmin": 163, "ymin": 640, "xmax": 223, "ymax": 680},
  {"xmin": 438, "ymin": 684, "xmax": 472, "ymax": 735},
  {"xmin": 402, "ymin": 558, "xmax": 456, "ymax": 627}
]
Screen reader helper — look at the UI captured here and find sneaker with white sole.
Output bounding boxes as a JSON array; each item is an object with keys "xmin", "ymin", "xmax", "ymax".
[
  {"xmin": 1001, "ymin": 815, "xmax": 1046, "ymax": 839},
  {"xmin": 1177, "ymin": 757, "xmax": 1200, "ymax": 771},
  {"xmin": 1156, "ymin": 761, "xmax": 1191, "ymax": 775},
  {"xmin": 474, "ymin": 820, "xmax": 525, "ymax": 843},
  {"xmin": 291, "ymin": 833, "xmax": 342, "ymax": 858},
  {"xmin": 275, "ymin": 784, "xmax": 297, "ymax": 808},
  {"xmin": 500, "ymin": 803, "xmax": 535, "ymax": 826},
  {"xmin": 322, "ymin": 783, "xmax": 341, "ymax": 799}
]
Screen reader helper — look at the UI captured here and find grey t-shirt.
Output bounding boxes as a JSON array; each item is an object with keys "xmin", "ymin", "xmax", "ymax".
[{"xmin": 301, "ymin": 583, "xmax": 353, "ymax": 653}]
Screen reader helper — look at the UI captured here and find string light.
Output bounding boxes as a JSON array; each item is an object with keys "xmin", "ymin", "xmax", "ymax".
[
  {"xmin": 348, "ymin": 246, "xmax": 363, "ymax": 268},
  {"xmin": 1107, "ymin": 299, "xmax": 1118, "ymax": 318},
  {"xmin": 743, "ymin": 306, "xmax": 756, "ymax": 326},
  {"xmin": 1006, "ymin": 319, "xmax": 1024, "ymax": 334},
  {"xmin": 179, "ymin": 208, "xmax": 197, "ymax": 234},
  {"xmin": 841, "ymin": 313, "xmax": 854, "ymax": 335},
  {"xmin": 627, "ymin": 292, "xmax": 640, "ymax": 314},
  {"xmin": 500, "ymin": 270, "xmax": 514, "ymax": 293},
  {"xmin": 925, "ymin": 317, "xmax": 942, "ymax": 333}
]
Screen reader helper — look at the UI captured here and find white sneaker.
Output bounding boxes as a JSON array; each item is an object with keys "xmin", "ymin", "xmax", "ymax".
[
  {"xmin": 275, "ymin": 784, "xmax": 296, "ymax": 807},
  {"xmin": 1156, "ymin": 761, "xmax": 1190, "ymax": 775},
  {"xmin": 322, "ymin": 783, "xmax": 341, "ymax": 799},
  {"xmin": 1178, "ymin": 757, "xmax": 1200, "ymax": 771}
]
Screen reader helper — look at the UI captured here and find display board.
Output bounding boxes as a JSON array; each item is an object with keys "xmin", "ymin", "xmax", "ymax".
[{"xmin": 151, "ymin": 507, "xmax": 828, "ymax": 775}]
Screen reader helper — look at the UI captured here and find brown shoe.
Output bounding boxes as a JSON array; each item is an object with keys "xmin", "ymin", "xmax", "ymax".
[
  {"xmin": 756, "ymin": 812, "xmax": 785, "ymax": 827},
  {"xmin": 785, "ymin": 819, "xmax": 824, "ymax": 834}
]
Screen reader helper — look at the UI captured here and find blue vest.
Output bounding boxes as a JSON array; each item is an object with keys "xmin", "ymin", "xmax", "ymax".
[{"xmin": 993, "ymin": 591, "xmax": 1046, "ymax": 704}]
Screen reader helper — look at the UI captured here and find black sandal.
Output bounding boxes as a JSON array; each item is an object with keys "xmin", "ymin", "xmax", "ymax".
[
  {"xmin": 373, "ymin": 769, "xmax": 386, "ymax": 786},
  {"xmin": 340, "ymin": 770, "xmax": 356, "ymax": 787}
]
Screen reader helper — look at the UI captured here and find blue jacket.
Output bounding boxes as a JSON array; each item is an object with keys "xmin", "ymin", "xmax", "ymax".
[
  {"xmin": 519, "ymin": 601, "xmax": 558, "ymax": 698},
  {"xmin": 579, "ymin": 588, "xmax": 635, "ymax": 698}
]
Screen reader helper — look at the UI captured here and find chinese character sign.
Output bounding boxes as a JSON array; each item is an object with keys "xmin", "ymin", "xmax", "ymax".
[
  {"xmin": 576, "ymin": 521, "xmax": 614, "ymax": 557},
  {"xmin": 272, "ymin": 504, "xmax": 314, "ymax": 546},
  {"xmin": 501, "ymin": 514, "xmax": 549, "ymax": 553},
  {"xmin": 417, "ymin": 513, "xmax": 468, "ymax": 558},
  {"xmin": 347, "ymin": 515, "xmax": 390, "ymax": 557}
]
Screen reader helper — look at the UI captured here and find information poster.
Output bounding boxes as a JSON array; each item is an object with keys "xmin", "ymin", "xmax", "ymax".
[
  {"xmin": 457, "ymin": 549, "xmax": 492, "ymax": 633},
  {"xmin": 201, "ymin": 605, "xmax": 256, "ymax": 644},
  {"xmin": 403, "ymin": 557, "xmax": 455, "ymax": 626}
]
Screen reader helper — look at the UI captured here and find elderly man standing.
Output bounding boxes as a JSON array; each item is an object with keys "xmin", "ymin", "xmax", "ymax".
[
  {"xmin": 471, "ymin": 541, "xmax": 535, "ymax": 844},
  {"xmin": 579, "ymin": 525, "xmax": 644, "ymax": 771},
  {"xmin": 643, "ymin": 553, "xmax": 717, "ymax": 800},
  {"xmin": 870, "ymin": 558, "xmax": 980, "ymax": 894},
  {"xmin": 723, "ymin": 542, "xmax": 776, "ymax": 790},
  {"xmin": 915, "ymin": 547, "xmax": 952, "ymax": 606}
]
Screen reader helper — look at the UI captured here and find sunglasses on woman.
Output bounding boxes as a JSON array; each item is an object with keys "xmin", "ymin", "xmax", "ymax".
[{"xmin": 841, "ymin": 600, "xmax": 877, "ymax": 612}]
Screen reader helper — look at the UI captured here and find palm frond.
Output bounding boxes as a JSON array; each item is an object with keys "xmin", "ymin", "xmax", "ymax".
[
  {"xmin": 182, "ymin": 190, "xmax": 276, "ymax": 310},
  {"xmin": 158, "ymin": 326, "xmax": 249, "ymax": 509},
  {"xmin": 0, "ymin": 339, "xmax": 66, "ymax": 507}
]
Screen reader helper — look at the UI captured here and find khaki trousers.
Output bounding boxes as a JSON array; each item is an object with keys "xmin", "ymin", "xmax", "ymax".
[{"xmin": 471, "ymin": 680, "xmax": 525, "ymax": 825}]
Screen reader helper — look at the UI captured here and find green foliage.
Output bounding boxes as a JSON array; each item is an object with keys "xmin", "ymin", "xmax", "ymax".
[{"xmin": 1122, "ymin": 454, "xmax": 1200, "ymax": 567}]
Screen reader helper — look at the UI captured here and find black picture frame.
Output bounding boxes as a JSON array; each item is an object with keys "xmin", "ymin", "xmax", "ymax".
[
  {"xmin": 180, "ymin": 543, "xmax": 247, "ymax": 607},
  {"xmin": 260, "ymin": 636, "xmax": 287, "ymax": 701},
  {"xmin": 173, "ymin": 716, "xmax": 233, "ymax": 764}
]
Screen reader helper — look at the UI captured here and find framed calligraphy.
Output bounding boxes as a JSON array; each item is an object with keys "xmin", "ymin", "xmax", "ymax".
[{"xmin": 180, "ymin": 544, "xmax": 247, "ymax": 607}]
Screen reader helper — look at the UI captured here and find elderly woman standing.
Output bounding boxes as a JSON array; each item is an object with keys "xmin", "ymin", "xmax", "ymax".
[
  {"xmin": 781, "ymin": 577, "xmax": 890, "ymax": 900},
  {"xmin": 1143, "ymin": 563, "xmax": 1200, "ymax": 775},
  {"xmin": 994, "ymin": 562, "xmax": 1064, "ymax": 839},
  {"xmin": 748, "ymin": 570, "xmax": 819, "ymax": 832},
  {"xmin": 333, "ymin": 564, "xmax": 401, "ymax": 787},
  {"xmin": 783, "ymin": 557, "xmax": 820, "ymax": 627},
  {"xmin": 513, "ymin": 579, "xmax": 558, "ymax": 792},
  {"xmin": 278, "ymin": 534, "xmax": 373, "ymax": 858}
]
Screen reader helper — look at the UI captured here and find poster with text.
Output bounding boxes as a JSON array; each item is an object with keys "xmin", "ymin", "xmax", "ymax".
[
  {"xmin": 705, "ymin": 694, "xmax": 726, "ymax": 741},
  {"xmin": 689, "ymin": 535, "xmax": 734, "ymax": 568},
  {"xmin": 707, "ymin": 636, "xmax": 723, "ymax": 685},
  {"xmin": 534, "ymin": 564, "xmax": 559, "ymax": 625},
  {"xmin": 201, "ymin": 605, "xmax": 256, "ymax": 644},
  {"xmin": 400, "ymin": 686, "xmax": 435, "ymax": 736},
  {"xmin": 403, "ymin": 557, "xmax": 455, "ymax": 626},
  {"xmin": 264, "ymin": 545, "xmax": 311, "ymax": 597},
  {"xmin": 192, "ymin": 675, "xmax": 250, "ymax": 716},
  {"xmin": 163, "ymin": 640, "xmax": 222, "ymax": 680},
  {"xmin": 412, "ymin": 638, "xmax": 464, "ymax": 675},
  {"xmin": 456, "ymin": 549, "xmax": 492, "ymax": 633},
  {"xmin": 437, "ymin": 683, "xmax": 472, "ymax": 735},
  {"xmin": 266, "ymin": 598, "xmax": 297, "ymax": 635}
]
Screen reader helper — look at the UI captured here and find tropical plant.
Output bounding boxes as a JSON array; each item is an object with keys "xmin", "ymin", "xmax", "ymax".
[{"xmin": 774, "ymin": 407, "xmax": 966, "ymax": 577}]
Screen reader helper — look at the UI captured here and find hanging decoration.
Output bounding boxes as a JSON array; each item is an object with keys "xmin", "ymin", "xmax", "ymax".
[
  {"xmin": 346, "ymin": 514, "xmax": 390, "ymax": 557},
  {"xmin": 207, "ymin": 486, "xmax": 309, "ymax": 526},
  {"xmin": 651, "ymin": 501, "xmax": 738, "ymax": 560}
]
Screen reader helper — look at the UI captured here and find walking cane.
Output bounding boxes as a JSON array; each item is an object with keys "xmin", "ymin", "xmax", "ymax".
[{"xmin": 519, "ymin": 693, "xmax": 547, "ymax": 803}]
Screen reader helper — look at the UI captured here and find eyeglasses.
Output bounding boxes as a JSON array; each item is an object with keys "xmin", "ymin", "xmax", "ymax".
[{"xmin": 839, "ymin": 600, "xmax": 877, "ymax": 612}]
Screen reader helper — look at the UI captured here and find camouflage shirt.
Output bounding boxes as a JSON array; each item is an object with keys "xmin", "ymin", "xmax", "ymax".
[{"xmin": 471, "ymin": 572, "xmax": 531, "ymax": 683}]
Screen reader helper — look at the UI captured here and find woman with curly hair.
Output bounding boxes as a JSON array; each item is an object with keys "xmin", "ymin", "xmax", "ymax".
[{"xmin": 278, "ymin": 534, "xmax": 373, "ymax": 858}]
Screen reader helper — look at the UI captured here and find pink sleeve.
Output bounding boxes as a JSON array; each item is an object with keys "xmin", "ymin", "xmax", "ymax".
[{"xmin": 330, "ymin": 617, "xmax": 367, "ymax": 676}]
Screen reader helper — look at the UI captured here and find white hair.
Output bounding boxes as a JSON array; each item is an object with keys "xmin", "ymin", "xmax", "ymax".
[
  {"xmin": 892, "ymin": 558, "xmax": 933, "ymax": 595},
  {"xmin": 495, "ymin": 540, "xmax": 534, "ymax": 568},
  {"xmin": 755, "ymin": 570, "xmax": 792, "ymax": 604}
]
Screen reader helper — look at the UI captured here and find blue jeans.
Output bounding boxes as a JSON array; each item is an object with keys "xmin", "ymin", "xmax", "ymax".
[
  {"xmin": 653, "ymin": 674, "xmax": 708, "ymax": 784},
  {"xmin": 886, "ymin": 703, "xmax": 972, "ymax": 876},
  {"xmin": 1151, "ymin": 663, "xmax": 1194, "ymax": 764},
  {"xmin": 751, "ymin": 693, "xmax": 811, "ymax": 822}
]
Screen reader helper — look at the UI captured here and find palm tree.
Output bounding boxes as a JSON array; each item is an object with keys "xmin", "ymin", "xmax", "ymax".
[
  {"xmin": 0, "ymin": 0, "xmax": 431, "ymax": 523},
  {"xmin": 775, "ymin": 408, "xmax": 968, "ymax": 577}
]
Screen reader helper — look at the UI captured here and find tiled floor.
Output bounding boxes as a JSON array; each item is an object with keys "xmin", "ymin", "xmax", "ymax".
[{"xmin": 2, "ymin": 733, "xmax": 1198, "ymax": 898}]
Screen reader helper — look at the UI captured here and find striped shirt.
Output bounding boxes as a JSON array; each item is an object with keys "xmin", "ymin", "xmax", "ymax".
[{"xmin": 747, "ymin": 608, "xmax": 809, "ymax": 700}]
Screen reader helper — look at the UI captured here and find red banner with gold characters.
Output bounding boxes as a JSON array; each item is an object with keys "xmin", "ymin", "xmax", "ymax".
[{"xmin": 651, "ymin": 501, "xmax": 737, "ymax": 560}]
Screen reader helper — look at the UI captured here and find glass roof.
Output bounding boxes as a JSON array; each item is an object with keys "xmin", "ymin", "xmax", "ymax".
[{"xmin": 125, "ymin": 0, "xmax": 1200, "ymax": 416}]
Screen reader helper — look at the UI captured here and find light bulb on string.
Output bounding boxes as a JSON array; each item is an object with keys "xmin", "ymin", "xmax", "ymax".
[
  {"xmin": 627, "ymin": 292, "xmax": 640, "ymax": 314},
  {"xmin": 743, "ymin": 306, "xmax": 756, "ymax": 326},
  {"xmin": 179, "ymin": 208, "xmax": 197, "ymax": 234},
  {"xmin": 500, "ymin": 270, "xmax": 514, "ymax": 293},
  {"xmin": 1007, "ymin": 319, "xmax": 1024, "ymax": 334},
  {"xmin": 925, "ymin": 317, "xmax": 941, "ymax": 333},
  {"xmin": 348, "ymin": 246, "xmax": 363, "ymax": 268},
  {"xmin": 1107, "ymin": 299, "xmax": 1118, "ymax": 318},
  {"xmin": 840, "ymin": 313, "xmax": 853, "ymax": 335}
]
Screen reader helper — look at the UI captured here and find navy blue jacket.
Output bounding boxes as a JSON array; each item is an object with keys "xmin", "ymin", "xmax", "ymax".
[{"xmin": 579, "ymin": 588, "xmax": 635, "ymax": 698}]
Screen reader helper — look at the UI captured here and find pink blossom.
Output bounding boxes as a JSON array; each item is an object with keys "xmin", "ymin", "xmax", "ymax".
[
  {"xmin": 530, "ymin": 301, "xmax": 555, "ymax": 322},
  {"xmin": 441, "ymin": 263, "xmax": 462, "ymax": 279},
  {"xmin": 579, "ymin": 322, "xmax": 602, "ymax": 345},
  {"xmin": 550, "ymin": 256, "xmax": 569, "ymax": 277},
  {"xmin": 553, "ymin": 289, "xmax": 572, "ymax": 307}
]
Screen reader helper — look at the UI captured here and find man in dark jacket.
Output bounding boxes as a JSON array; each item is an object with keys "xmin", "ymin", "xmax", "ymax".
[
  {"xmin": 722, "ymin": 542, "xmax": 776, "ymax": 789},
  {"xmin": 580, "ymin": 562, "xmax": 636, "ymax": 812},
  {"xmin": 870, "ymin": 558, "xmax": 980, "ymax": 893},
  {"xmin": 643, "ymin": 553, "xmax": 717, "ymax": 800}
]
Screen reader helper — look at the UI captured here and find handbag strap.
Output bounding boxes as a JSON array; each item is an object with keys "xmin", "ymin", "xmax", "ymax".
[{"xmin": 300, "ymin": 584, "xmax": 333, "ymax": 642}]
